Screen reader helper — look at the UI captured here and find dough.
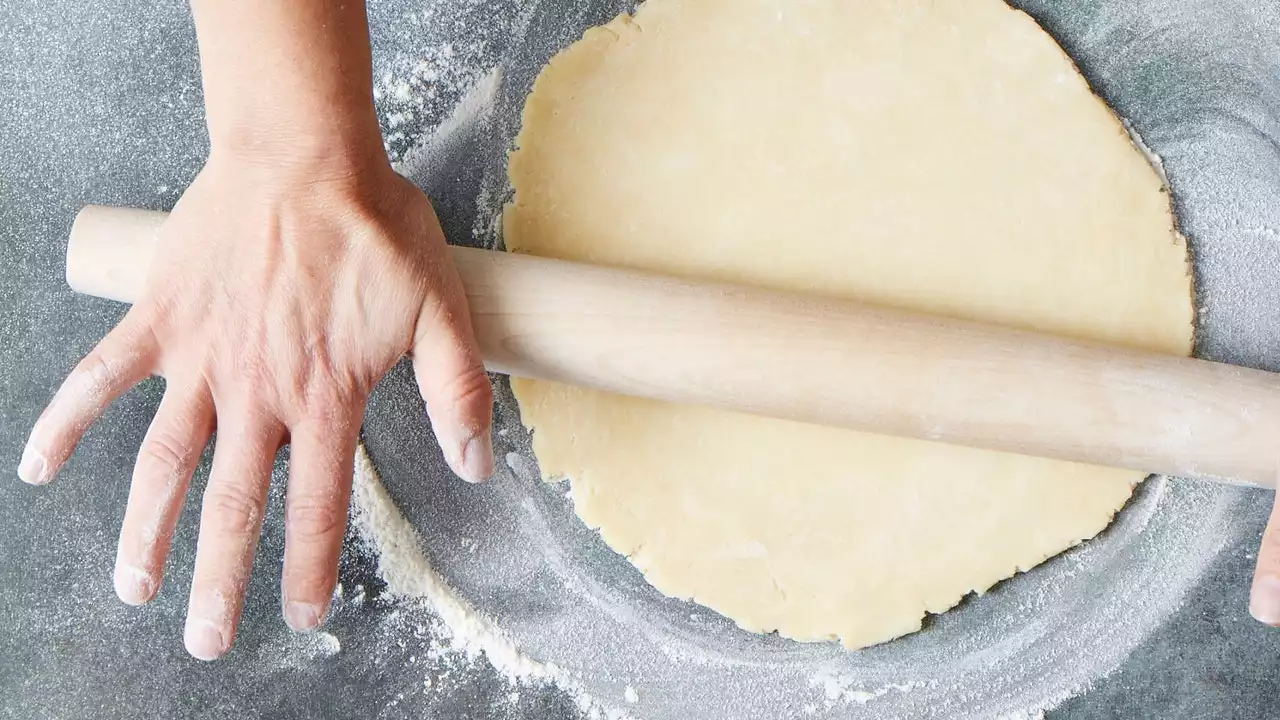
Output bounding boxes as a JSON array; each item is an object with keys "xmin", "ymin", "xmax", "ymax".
[{"xmin": 503, "ymin": 0, "xmax": 1193, "ymax": 648}]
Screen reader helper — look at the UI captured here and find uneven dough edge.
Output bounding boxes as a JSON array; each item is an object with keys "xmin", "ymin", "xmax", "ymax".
[
  {"xmin": 511, "ymin": 378, "xmax": 1145, "ymax": 647},
  {"xmin": 502, "ymin": 0, "xmax": 1194, "ymax": 649}
]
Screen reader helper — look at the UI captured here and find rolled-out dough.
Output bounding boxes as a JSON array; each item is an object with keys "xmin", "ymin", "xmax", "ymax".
[{"xmin": 503, "ymin": 0, "xmax": 1194, "ymax": 648}]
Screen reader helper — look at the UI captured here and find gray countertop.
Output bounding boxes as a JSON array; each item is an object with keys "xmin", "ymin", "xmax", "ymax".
[{"xmin": 3, "ymin": 0, "xmax": 1280, "ymax": 718}]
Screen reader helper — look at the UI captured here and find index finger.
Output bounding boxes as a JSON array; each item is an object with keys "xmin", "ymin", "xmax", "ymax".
[{"xmin": 19, "ymin": 309, "xmax": 159, "ymax": 485}]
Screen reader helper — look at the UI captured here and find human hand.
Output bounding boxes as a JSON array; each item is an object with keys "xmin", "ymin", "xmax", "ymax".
[{"xmin": 17, "ymin": 150, "xmax": 494, "ymax": 660}]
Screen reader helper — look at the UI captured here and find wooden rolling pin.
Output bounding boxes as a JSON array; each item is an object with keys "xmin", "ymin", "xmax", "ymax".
[{"xmin": 67, "ymin": 204, "xmax": 1279, "ymax": 488}]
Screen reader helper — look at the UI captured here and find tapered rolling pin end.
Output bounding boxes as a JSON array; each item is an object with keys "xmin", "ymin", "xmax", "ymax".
[{"xmin": 66, "ymin": 205, "xmax": 168, "ymax": 305}]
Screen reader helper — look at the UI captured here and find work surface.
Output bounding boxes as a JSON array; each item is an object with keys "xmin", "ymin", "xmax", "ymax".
[{"xmin": 4, "ymin": 0, "xmax": 1280, "ymax": 717}]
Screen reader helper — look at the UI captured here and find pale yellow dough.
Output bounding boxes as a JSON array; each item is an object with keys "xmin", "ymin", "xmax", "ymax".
[{"xmin": 504, "ymin": 0, "xmax": 1194, "ymax": 648}]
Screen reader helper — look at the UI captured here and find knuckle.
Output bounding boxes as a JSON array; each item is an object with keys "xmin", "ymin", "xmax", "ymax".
[
  {"xmin": 303, "ymin": 381, "xmax": 350, "ymax": 418},
  {"xmin": 234, "ymin": 354, "xmax": 278, "ymax": 397},
  {"xmin": 74, "ymin": 351, "xmax": 120, "ymax": 391},
  {"xmin": 287, "ymin": 495, "xmax": 346, "ymax": 543},
  {"xmin": 200, "ymin": 486, "xmax": 262, "ymax": 537},
  {"xmin": 136, "ymin": 429, "xmax": 192, "ymax": 481},
  {"xmin": 268, "ymin": 340, "xmax": 361, "ymax": 424},
  {"xmin": 293, "ymin": 387, "xmax": 359, "ymax": 436},
  {"xmin": 442, "ymin": 370, "xmax": 494, "ymax": 414}
]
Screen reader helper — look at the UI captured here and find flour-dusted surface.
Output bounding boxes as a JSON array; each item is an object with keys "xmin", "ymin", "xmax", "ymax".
[{"xmin": 4, "ymin": 0, "xmax": 1280, "ymax": 719}]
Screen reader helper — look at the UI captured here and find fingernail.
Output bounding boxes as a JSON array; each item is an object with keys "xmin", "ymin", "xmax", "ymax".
[
  {"xmin": 184, "ymin": 618, "xmax": 227, "ymax": 661},
  {"xmin": 459, "ymin": 431, "xmax": 494, "ymax": 484},
  {"xmin": 114, "ymin": 563, "xmax": 158, "ymax": 606},
  {"xmin": 284, "ymin": 601, "xmax": 324, "ymax": 632},
  {"xmin": 1251, "ymin": 575, "xmax": 1280, "ymax": 625},
  {"xmin": 17, "ymin": 445, "xmax": 48, "ymax": 485}
]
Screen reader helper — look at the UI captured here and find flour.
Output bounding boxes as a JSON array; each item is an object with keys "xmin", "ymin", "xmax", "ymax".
[
  {"xmin": 369, "ymin": 0, "xmax": 529, "ymax": 161},
  {"xmin": 395, "ymin": 65, "xmax": 503, "ymax": 189},
  {"xmin": 255, "ymin": 629, "xmax": 342, "ymax": 672},
  {"xmin": 350, "ymin": 445, "xmax": 637, "ymax": 720},
  {"xmin": 351, "ymin": 445, "xmax": 555, "ymax": 681},
  {"xmin": 808, "ymin": 674, "xmax": 931, "ymax": 708}
]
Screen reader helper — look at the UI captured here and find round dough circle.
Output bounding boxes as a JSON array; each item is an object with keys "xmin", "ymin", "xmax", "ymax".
[{"xmin": 504, "ymin": 0, "xmax": 1193, "ymax": 648}]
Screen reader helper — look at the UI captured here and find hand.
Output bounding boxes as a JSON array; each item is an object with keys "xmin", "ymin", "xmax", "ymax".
[{"xmin": 17, "ymin": 150, "xmax": 495, "ymax": 660}]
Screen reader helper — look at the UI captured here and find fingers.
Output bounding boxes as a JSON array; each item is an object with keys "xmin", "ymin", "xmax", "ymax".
[
  {"xmin": 280, "ymin": 403, "xmax": 362, "ymax": 632},
  {"xmin": 20, "ymin": 310, "xmax": 158, "ymax": 485},
  {"xmin": 114, "ymin": 382, "xmax": 215, "ymax": 606},
  {"xmin": 1251, "ymin": 490, "xmax": 1280, "ymax": 625},
  {"xmin": 184, "ymin": 409, "xmax": 284, "ymax": 661},
  {"xmin": 411, "ymin": 269, "xmax": 495, "ymax": 484}
]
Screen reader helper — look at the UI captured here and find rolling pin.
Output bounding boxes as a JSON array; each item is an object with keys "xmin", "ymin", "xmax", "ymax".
[{"xmin": 67, "ymin": 204, "xmax": 1280, "ymax": 488}]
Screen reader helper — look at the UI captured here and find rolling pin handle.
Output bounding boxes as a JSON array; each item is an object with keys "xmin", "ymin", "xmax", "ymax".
[{"xmin": 66, "ymin": 205, "xmax": 167, "ymax": 304}]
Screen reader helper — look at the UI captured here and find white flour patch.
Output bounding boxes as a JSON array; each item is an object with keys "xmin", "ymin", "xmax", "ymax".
[
  {"xmin": 351, "ymin": 446, "xmax": 555, "ymax": 682},
  {"xmin": 370, "ymin": 0, "xmax": 524, "ymax": 161},
  {"xmin": 808, "ymin": 673, "xmax": 932, "ymax": 708},
  {"xmin": 350, "ymin": 446, "xmax": 636, "ymax": 719},
  {"xmin": 255, "ymin": 629, "xmax": 342, "ymax": 672},
  {"xmin": 395, "ymin": 65, "xmax": 502, "ymax": 183}
]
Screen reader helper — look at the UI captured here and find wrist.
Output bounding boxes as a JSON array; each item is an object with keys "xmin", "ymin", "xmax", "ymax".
[
  {"xmin": 208, "ymin": 114, "xmax": 389, "ymax": 185},
  {"xmin": 191, "ymin": 0, "xmax": 386, "ymax": 183}
]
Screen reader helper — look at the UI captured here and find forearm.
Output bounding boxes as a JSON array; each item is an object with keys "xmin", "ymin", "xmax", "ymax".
[{"xmin": 190, "ymin": 0, "xmax": 384, "ymax": 175}]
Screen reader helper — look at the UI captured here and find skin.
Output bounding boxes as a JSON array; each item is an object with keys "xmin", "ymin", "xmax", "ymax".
[
  {"xmin": 15, "ymin": 0, "xmax": 1280, "ymax": 662},
  {"xmin": 1251, "ymin": 505, "xmax": 1280, "ymax": 626},
  {"xmin": 17, "ymin": 0, "xmax": 494, "ymax": 661}
]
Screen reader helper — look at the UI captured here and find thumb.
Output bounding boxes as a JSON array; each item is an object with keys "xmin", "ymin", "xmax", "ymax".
[
  {"xmin": 1250, "ymin": 488, "xmax": 1280, "ymax": 625},
  {"xmin": 411, "ymin": 265, "xmax": 495, "ymax": 484}
]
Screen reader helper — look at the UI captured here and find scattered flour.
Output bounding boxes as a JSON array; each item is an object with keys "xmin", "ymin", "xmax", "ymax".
[
  {"xmin": 808, "ymin": 673, "xmax": 932, "ymax": 708},
  {"xmin": 395, "ymin": 64, "xmax": 503, "ymax": 186},
  {"xmin": 255, "ymin": 628, "xmax": 342, "ymax": 672},
  {"xmin": 351, "ymin": 446, "xmax": 555, "ymax": 682},
  {"xmin": 369, "ymin": 0, "xmax": 528, "ymax": 161},
  {"xmin": 351, "ymin": 445, "xmax": 636, "ymax": 720}
]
